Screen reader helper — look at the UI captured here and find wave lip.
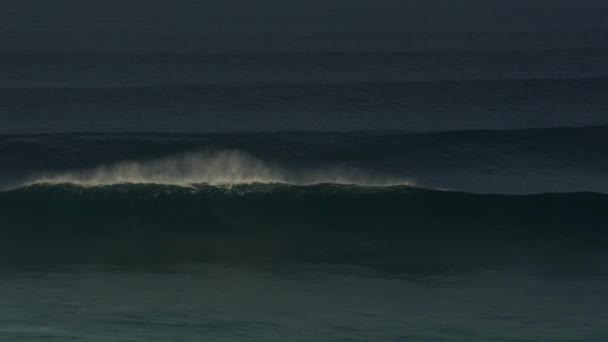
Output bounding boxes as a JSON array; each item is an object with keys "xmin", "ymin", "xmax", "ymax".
[{"xmin": 21, "ymin": 150, "xmax": 413, "ymax": 188}]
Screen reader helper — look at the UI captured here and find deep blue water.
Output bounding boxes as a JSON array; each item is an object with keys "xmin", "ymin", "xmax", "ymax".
[{"xmin": 1, "ymin": 49, "xmax": 608, "ymax": 341}]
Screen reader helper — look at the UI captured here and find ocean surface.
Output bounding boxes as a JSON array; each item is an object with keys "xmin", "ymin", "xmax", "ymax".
[{"xmin": 1, "ymin": 49, "xmax": 608, "ymax": 341}]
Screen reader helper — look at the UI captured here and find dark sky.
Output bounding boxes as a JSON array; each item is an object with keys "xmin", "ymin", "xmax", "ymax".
[{"xmin": 1, "ymin": 0, "xmax": 606, "ymax": 53}]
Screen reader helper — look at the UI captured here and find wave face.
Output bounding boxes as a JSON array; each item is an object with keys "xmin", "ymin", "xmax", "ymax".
[{"xmin": 1, "ymin": 183, "xmax": 607, "ymax": 268}]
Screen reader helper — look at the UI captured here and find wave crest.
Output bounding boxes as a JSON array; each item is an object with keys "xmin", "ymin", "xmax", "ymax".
[{"xmin": 22, "ymin": 150, "xmax": 412, "ymax": 187}]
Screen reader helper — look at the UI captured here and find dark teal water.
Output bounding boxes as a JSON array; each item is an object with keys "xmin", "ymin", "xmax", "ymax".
[{"xmin": 1, "ymin": 48, "xmax": 608, "ymax": 341}]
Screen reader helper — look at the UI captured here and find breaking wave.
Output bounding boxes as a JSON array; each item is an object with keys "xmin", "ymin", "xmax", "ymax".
[{"xmin": 20, "ymin": 150, "xmax": 413, "ymax": 188}]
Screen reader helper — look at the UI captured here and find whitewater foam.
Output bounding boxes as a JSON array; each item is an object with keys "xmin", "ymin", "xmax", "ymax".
[{"xmin": 21, "ymin": 150, "xmax": 413, "ymax": 188}]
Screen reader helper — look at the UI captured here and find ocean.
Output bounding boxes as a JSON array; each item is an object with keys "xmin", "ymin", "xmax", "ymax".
[{"xmin": 1, "ymin": 48, "xmax": 608, "ymax": 341}]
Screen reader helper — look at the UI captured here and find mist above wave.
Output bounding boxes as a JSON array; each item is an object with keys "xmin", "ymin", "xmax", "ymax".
[{"xmin": 22, "ymin": 150, "xmax": 412, "ymax": 188}]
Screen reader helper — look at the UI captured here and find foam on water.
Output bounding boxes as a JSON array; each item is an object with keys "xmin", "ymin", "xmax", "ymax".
[{"xmin": 21, "ymin": 150, "xmax": 413, "ymax": 188}]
